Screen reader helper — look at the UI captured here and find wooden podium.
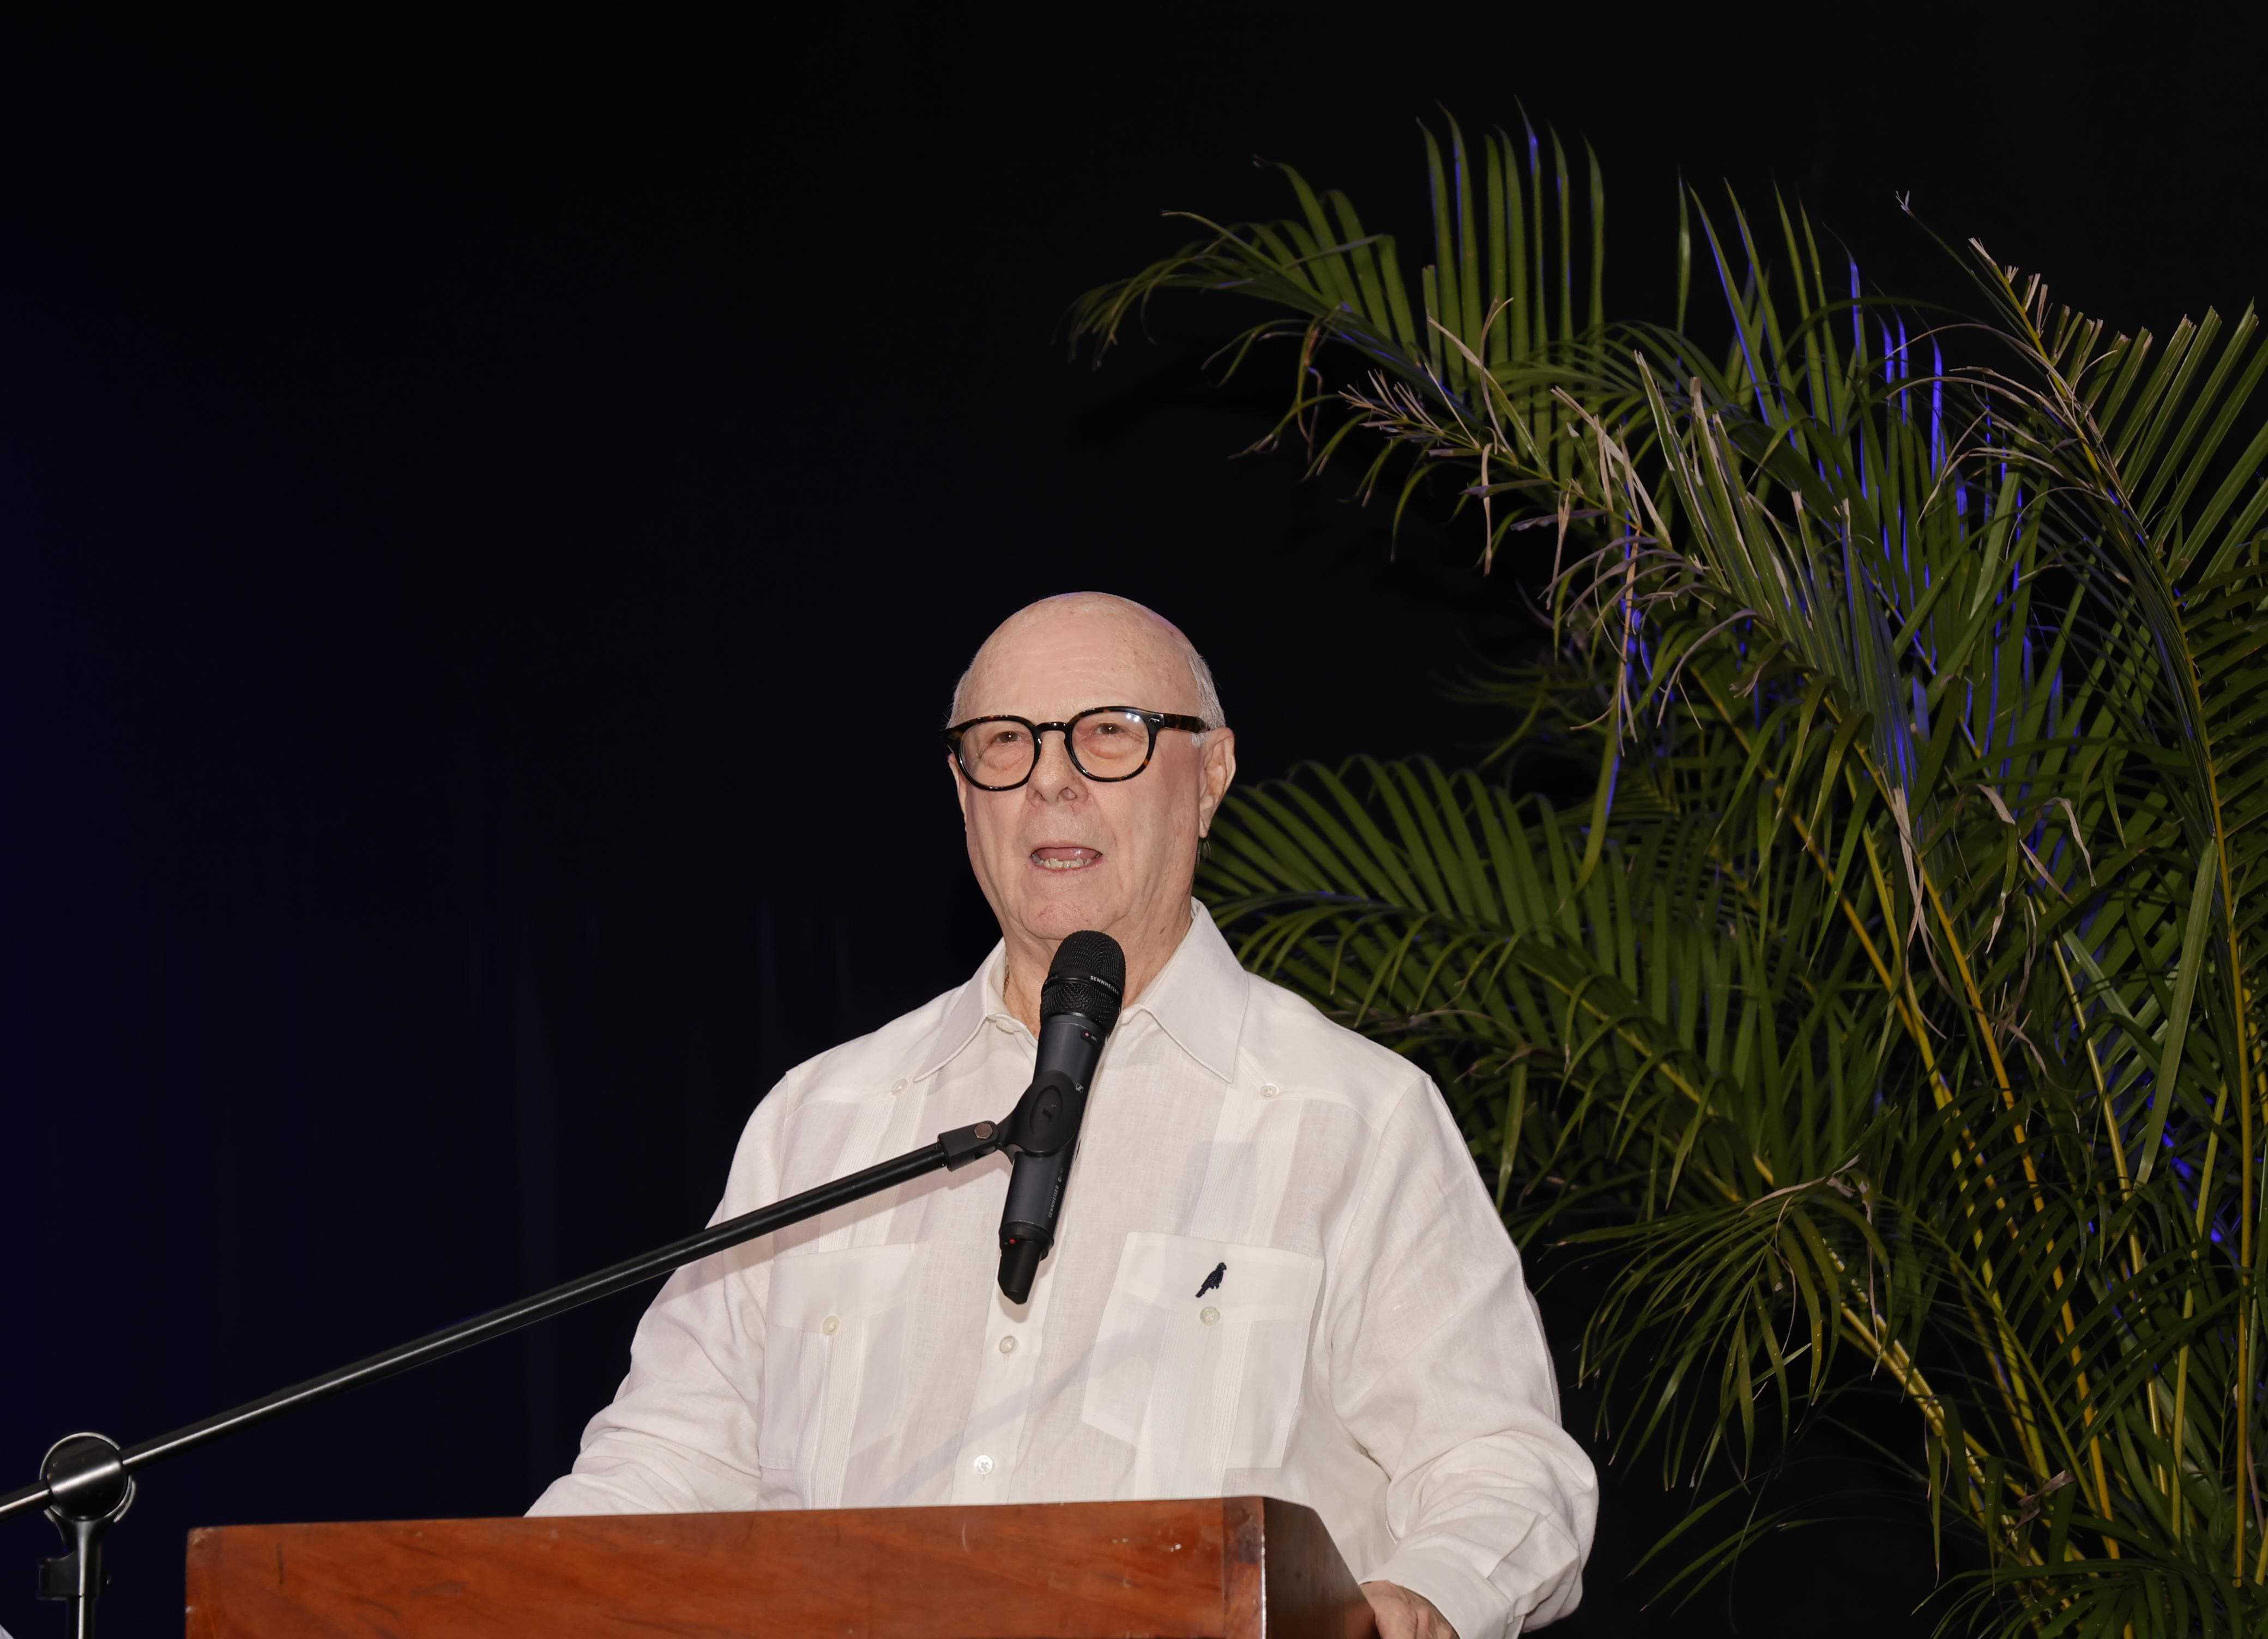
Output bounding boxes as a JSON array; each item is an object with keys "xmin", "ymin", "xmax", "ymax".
[{"xmin": 183, "ymin": 1495, "xmax": 1378, "ymax": 1638}]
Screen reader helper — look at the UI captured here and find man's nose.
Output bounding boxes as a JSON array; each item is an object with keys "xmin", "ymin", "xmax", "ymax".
[{"xmin": 1027, "ymin": 728, "xmax": 1087, "ymax": 797}]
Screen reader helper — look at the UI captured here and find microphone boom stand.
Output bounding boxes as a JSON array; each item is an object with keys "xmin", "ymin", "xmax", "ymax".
[{"xmin": 1, "ymin": 1107, "xmax": 1036, "ymax": 1637}]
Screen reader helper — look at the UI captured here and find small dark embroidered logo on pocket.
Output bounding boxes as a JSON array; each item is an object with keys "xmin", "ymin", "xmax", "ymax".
[{"xmin": 1195, "ymin": 1261, "xmax": 1227, "ymax": 1298}]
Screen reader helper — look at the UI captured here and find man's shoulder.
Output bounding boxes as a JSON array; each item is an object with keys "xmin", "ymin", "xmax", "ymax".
[{"xmin": 1231, "ymin": 964, "xmax": 1428, "ymax": 1127}]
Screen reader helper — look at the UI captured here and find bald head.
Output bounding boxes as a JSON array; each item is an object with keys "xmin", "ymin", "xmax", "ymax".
[
  {"xmin": 948, "ymin": 593, "xmax": 1224, "ymax": 730},
  {"xmin": 944, "ymin": 592, "xmax": 1240, "ymax": 1030}
]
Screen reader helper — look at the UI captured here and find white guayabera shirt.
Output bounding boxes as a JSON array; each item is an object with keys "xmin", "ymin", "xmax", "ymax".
[{"xmin": 531, "ymin": 905, "xmax": 1598, "ymax": 1638}]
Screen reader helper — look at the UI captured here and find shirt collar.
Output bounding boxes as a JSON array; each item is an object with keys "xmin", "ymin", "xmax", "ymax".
[
  {"xmin": 911, "ymin": 900, "xmax": 1249, "ymax": 1086},
  {"xmin": 1122, "ymin": 901, "xmax": 1248, "ymax": 1084},
  {"xmin": 911, "ymin": 944, "xmax": 1013, "ymax": 1085}
]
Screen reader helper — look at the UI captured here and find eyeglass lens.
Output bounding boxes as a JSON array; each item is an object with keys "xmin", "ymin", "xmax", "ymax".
[{"xmin": 958, "ymin": 709, "xmax": 1152, "ymax": 784}]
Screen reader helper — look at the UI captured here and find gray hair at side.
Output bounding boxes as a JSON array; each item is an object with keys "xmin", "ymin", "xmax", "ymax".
[{"xmin": 945, "ymin": 597, "xmax": 1226, "ymax": 732}]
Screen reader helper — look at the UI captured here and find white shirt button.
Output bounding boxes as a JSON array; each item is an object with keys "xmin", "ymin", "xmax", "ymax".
[
  {"xmin": 1260, "ymin": 1082, "xmax": 1281, "ymax": 1099},
  {"xmin": 997, "ymin": 1335, "xmax": 1017, "ymax": 1355},
  {"xmin": 1199, "ymin": 1305, "xmax": 1221, "ymax": 1326},
  {"xmin": 890, "ymin": 1078, "xmax": 907, "ymax": 1094},
  {"xmin": 972, "ymin": 1454, "xmax": 994, "ymax": 1476},
  {"xmin": 821, "ymin": 1315, "xmax": 840, "ymax": 1336}
]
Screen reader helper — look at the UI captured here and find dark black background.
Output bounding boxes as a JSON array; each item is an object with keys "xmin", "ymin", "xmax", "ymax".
[{"xmin": 4, "ymin": 9, "xmax": 2263, "ymax": 1635}]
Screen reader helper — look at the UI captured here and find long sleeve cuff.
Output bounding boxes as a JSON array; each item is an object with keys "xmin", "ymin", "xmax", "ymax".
[{"xmin": 1367, "ymin": 1545, "xmax": 1516, "ymax": 1639}]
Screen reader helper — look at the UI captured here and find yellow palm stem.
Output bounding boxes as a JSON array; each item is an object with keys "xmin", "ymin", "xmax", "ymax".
[
  {"xmin": 1915, "ymin": 874, "xmax": 2112, "ymax": 1530},
  {"xmin": 2051, "ymin": 939, "xmax": 2158, "ymax": 1528}
]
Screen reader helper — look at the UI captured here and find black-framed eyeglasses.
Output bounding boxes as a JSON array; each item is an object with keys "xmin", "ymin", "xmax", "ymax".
[{"xmin": 943, "ymin": 705, "xmax": 1210, "ymax": 791}]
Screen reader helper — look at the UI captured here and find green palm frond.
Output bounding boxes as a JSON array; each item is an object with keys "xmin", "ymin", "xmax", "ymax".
[
  {"xmin": 1097, "ymin": 119, "xmax": 2268, "ymax": 1631},
  {"xmin": 1073, "ymin": 117, "xmax": 1640, "ymax": 566}
]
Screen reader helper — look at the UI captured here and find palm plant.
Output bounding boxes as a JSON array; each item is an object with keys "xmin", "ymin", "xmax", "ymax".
[{"xmin": 1074, "ymin": 122, "xmax": 2268, "ymax": 1635}]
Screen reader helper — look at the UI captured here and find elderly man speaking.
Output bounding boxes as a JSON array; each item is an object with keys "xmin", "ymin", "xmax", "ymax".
[{"xmin": 531, "ymin": 594, "xmax": 1597, "ymax": 1637}]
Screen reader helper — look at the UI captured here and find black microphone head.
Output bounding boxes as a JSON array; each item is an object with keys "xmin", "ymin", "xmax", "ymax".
[{"xmin": 1041, "ymin": 930, "xmax": 1125, "ymax": 1033}]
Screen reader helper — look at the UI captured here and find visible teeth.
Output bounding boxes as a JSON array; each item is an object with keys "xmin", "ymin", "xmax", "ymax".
[{"xmin": 1035, "ymin": 856, "xmax": 1090, "ymax": 870}]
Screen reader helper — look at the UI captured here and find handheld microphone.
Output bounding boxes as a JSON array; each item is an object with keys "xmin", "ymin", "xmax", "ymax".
[{"xmin": 996, "ymin": 930, "xmax": 1124, "ymax": 1303}]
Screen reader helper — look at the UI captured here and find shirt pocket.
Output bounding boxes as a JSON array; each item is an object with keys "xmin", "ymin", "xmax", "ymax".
[
  {"xmin": 1081, "ymin": 1233, "xmax": 1324, "ymax": 1495},
  {"xmin": 757, "ymin": 1242, "xmax": 918, "ymax": 1505}
]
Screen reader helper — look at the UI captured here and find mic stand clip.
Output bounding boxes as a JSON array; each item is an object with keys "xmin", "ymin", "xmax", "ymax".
[{"xmin": 35, "ymin": 1433, "xmax": 134, "ymax": 1639}]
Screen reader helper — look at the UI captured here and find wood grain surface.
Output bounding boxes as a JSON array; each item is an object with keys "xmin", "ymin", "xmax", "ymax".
[{"xmin": 183, "ymin": 1495, "xmax": 1377, "ymax": 1638}]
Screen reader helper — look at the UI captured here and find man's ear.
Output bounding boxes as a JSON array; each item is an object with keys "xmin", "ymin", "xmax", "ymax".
[
  {"xmin": 1195, "ymin": 728, "xmax": 1237, "ymax": 837},
  {"xmin": 949, "ymin": 753, "xmax": 972, "ymax": 824}
]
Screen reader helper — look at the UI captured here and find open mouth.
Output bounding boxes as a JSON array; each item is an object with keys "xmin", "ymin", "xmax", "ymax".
[{"xmin": 1030, "ymin": 846, "xmax": 1102, "ymax": 873}]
